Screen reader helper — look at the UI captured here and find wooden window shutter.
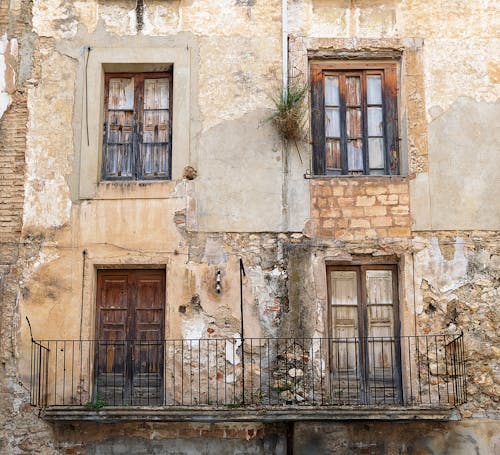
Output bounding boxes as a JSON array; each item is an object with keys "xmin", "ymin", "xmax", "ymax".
[
  {"xmin": 103, "ymin": 77, "xmax": 135, "ymax": 179},
  {"xmin": 141, "ymin": 78, "xmax": 171, "ymax": 179},
  {"xmin": 311, "ymin": 66, "xmax": 326, "ymax": 175},
  {"xmin": 383, "ymin": 66, "xmax": 399, "ymax": 175}
]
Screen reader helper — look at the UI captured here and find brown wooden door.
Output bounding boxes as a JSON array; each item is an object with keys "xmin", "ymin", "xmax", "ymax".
[
  {"xmin": 95, "ymin": 269, "xmax": 165, "ymax": 405},
  {"xmin": 327, "ymin": 265, "xmax": 402, "ymax": 405}
]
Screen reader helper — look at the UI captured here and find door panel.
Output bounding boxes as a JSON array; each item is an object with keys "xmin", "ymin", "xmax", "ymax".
[
  {"xmin": 95, "ymin": 270, "xmax": 165, "ymax": 406},
  {"xmin": 365, "ymin": 268, "xmax": 399, "ymax": 403},
  {"xmin": 330, "ymin": 271, "xmax": 359, "ymax": 375},
  {"xmin": 95, "ymin": 273, "xmax": 129, "ymax": 404},
  {"xmin": 132, "ymin": 273, "xmax": 165, "ymax": 405},
  {"xmin": 329, "ymin": 270, "xmax": 361, "ymax": 402}
]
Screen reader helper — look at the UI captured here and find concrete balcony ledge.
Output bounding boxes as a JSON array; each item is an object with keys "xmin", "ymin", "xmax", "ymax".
[{"xmin": 41, "ymin": 405, "xmax": 456, "ymax": 423}]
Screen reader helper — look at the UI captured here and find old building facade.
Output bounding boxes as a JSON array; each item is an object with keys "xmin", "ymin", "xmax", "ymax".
[{"xmin": 0, "ymin": 0, "xmax": 498, "ymax": 453}]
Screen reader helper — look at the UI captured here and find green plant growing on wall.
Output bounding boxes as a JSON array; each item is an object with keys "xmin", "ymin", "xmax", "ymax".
[
  {"xmin": 268, "ymin": 82, "xmax": 308, "ymax": 163},
  {"xmin": 84, "ymin": 394, "xmax": 106, "ymax": 410}
]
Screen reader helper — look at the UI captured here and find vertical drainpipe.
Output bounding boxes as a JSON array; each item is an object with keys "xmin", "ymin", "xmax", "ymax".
[
  {"xmin": 282, "ymin": 0, "xmax": 288, "ymax": 99},
  {"xmin": 281, "ymin": 0, "xmax": 289, "ymax": 231}
]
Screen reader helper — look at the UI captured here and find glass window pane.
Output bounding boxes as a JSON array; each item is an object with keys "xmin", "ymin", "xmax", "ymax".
[
  {"xmin": 345, "ymin": 77, "xmax": 361, "ymax": 105},
  {"xmin": 325, "ymin": 76, "xmax": 339, "ymax": 106},
  {"xmin": 368, "ymin": 138, "xmax": 385, "ymax": 170},
  {"xmin": 347, "ymin": 139, "xmax": 363, "ymax": 171},
  {"xmin": 347, "ymin": 108, "xmax": 362, "ymax": 138},
  {"xmin": 325, "ymin": 108, "xmax": 340, "ymax": 137},
  {"xmin": 368, "ymin": 107, "xmax": 384, "ymax": 136},
  {"xmin": 367, "ymin": 75, "xmax": 382, "ymax": 105},
  {"xmin": 326, "ymin": 139, "xmax": 341, "ymax": 170}
]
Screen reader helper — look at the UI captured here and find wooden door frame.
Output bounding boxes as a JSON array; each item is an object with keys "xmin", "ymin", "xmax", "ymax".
[
  {"xmin": 326, "ymin": 263, "xmax": 402, "ymax": 404},
  {"xmin": 94, "ymin": 268, "xmax": 166, "ymax": 405}
]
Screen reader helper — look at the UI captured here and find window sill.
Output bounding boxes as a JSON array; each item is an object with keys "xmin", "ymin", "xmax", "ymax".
[
  {"xmin": 41, "ymin": 405, "xmax": 457, "ymax": 423},
  {"xmin": 91, "ymin": 180, "xmax": 185, "ymax": 200},
  {"xmin": 304, "ymin": 173, "xmax": 407, "ymax": 180}
]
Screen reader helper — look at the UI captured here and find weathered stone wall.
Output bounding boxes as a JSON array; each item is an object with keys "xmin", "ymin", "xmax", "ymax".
[
  {"xmin": 294, "ymin": 420, "xmax": 499, "ymax": 455},
  {"xmin": 0, "ymin": 0, "xmax": 498, "ymax": 454}
]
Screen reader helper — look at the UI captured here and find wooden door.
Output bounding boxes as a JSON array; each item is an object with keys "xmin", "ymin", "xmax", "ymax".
[
  {"xmin": 328, "ymin": 265, "xmax": 401, "ymax": 404},
  {"xmin": 95, "ymin": 269, "xmax": 165, "ymax": 405}
]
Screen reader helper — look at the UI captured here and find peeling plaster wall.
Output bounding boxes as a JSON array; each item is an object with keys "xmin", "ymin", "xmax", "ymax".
[
  {"xmin": 0, "ymin": 0, "xmax": 499, "ymax": 454},
  {"xmin": 0, "ymin": 33, "xmax": 16, "ymax": 119}
]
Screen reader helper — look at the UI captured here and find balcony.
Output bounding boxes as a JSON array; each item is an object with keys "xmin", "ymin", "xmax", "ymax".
[{"xmin": 29, "ymin": 335, "xmax": 467, "ymax": 422}]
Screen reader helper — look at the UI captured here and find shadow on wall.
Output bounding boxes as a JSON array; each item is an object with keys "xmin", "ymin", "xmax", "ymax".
[
  {"xmin": 293, "ymin": 421, "xmax": 495, "ymax": 455},
  {"xmin": 87, "ymin": 434, "xmax": 286, "ymax": 455}
]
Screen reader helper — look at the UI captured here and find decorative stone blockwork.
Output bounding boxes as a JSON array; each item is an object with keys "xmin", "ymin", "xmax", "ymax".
[{"xmin": 307, "ymin": 177, "xmax": 410, "ymax": 240}]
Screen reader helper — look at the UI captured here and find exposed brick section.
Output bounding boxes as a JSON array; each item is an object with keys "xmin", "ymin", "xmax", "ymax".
[
  {"xmin": 0, "ymin": 94, "xmax": 26, "ymax": 261},
  {"xmin": 309, "ymin": 177, "xmax": 411, "ymax": 240}
]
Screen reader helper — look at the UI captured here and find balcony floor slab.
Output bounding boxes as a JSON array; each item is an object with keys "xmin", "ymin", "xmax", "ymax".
[{"xmin": 41, "ymin": 405, "xmax": 456, "ymax": 423}]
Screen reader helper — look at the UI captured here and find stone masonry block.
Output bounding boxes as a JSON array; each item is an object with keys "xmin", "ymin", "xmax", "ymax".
[
  {"xmin": 364, "ymin": 206, "xmax": 387, "ymax": 216},
  {"xmin": 365, "ymin": 186, "xmax": 388, "ymax": 196},
  {"xmin": 322, "ymin": 219, "xmax": 336, "ymax": 228},
  {"xmin": 355, "ymin": 196, "xmax": 376, "ymax": 207},
  {"xmin": 388, "ymin": 227, "xmax": 411, "ymax": 237},
  {"xmin": 332, "ymin": 186, "xmax": 344, "ymax": 196},
  {"xmin": 322, "ymin": 208, "xmax": 341, "ymax": 218},
  {"xmin": 341, "ymin": 207, "xmax": 364, "ymax": 217},
  {"xmin": 377, "ymin": 194, "xmax": 399, "ymax": 205},
  {"xmin": 350, "ymin": 219, "xmax": 371, "ymax": 228},
  {"xmin": 321, "ymin": 186, "xmax": 332, "ymax": 197},
  {"xmin": 399, "ymin": 194, "xmax": 409, "ymax": 204},
  {"xmin": 394, "ymin": 216, "xmax": 410, "ymax": 226},
  {"xmin": 390, "ymin": 206, "xmax": 410, "ymax": 215},
  {"xmin": 387, "ymin": 184, "xmax": 408, "ymax": 194},
  {"xmin": 372, "ymin": 216, "xmax": 393, "ymax": 227},
  {"xmin": 338, "ymin": 197, "xmax": 355, "ymax": 207}
]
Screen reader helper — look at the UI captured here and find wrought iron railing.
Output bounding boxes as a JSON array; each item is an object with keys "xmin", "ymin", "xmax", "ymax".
[{"xmin": 30, "ymin": 334, "xmax": 466, "ymax": 409}]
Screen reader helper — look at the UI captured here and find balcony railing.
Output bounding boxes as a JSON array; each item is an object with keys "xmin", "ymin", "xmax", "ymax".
[{"xmin": 30, "ymin": 335, "xmax": 466, "ymax": 412}]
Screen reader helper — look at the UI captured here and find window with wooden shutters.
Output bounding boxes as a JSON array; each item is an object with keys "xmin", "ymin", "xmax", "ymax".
[
  {"xmin": 327, "ymin": 264, "xmax": 402, "ymax": 405},
  {"xmin": 311, "ymin": 63, "xmax": 399, "ymax": 176},
  {"xmin": 102, "ymin": 72, "xmax": 172, "ymax": 180}
]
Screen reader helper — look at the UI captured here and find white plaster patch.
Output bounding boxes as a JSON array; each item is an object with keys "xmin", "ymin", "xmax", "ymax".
[
  {"xmin": 141, "ymin": 4, "xmax": 180, "ymax": 36},
  {"xmin": 99, "ymin": 3, "xmax": 137, "ymax": 35},
  {"xmin": 424, "ymin": 39, "xmax": 500, "ymax": 122},
  {"xmin": 33, "ymin": 0, "xmax": 79, "ymax": 39},
  {"xmin": 202, "ymin": 237, "xmax": 227, "ymax": 265},
  {"xmin": 0, "ymin": 34, "xmax": 11, "ymax": 120},
  {"xmin": 182, "ymin": 315, "xmax": 206, "ymax": 340},
  {"xmin": 225, "ymin": 335, "xmax": 242, "ymax": 366},
  {"xmin": 20, "ymin": 248, "xmax": 59, "ymax": 289},
  {"xmin": 415, "ymin": 237, "xmax": 468, "ymax": 295},
  {"xmin": 23, "ymin": 146, "xmax": 72, "ymax": 228},
  {"xmin": 198, "ymin": 37, "xmax": 279, "ymax": 131}
]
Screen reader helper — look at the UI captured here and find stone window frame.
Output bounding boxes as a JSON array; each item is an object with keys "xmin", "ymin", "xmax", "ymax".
[{"xmin": 78, "ymin": 47, "xmax": 191, "ymax": 199}]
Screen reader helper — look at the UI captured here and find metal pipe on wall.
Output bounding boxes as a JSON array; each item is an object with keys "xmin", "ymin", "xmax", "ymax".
[{"xmin": 282, "ymin": 0, "xmax": 288, "ymax": 99}]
